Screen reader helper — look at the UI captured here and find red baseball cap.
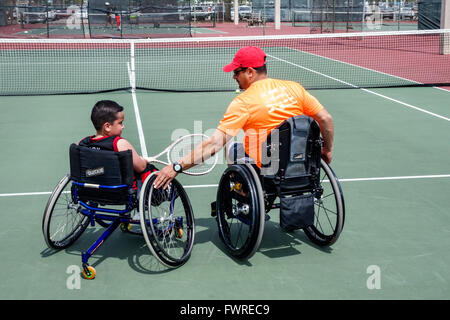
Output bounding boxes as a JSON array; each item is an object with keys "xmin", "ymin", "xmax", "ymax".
[{"xmin": 223, "ymin": 46, "xmax": 267, "ymax": 72}]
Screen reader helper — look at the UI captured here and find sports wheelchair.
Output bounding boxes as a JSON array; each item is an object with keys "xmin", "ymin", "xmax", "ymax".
[
  {"xmin": 213, "ymin": 115, "xmax": 345, "ymax": 259},
  {"xmin": 42, "ymin": 144, "xmax": 195, "ymax": 279}
]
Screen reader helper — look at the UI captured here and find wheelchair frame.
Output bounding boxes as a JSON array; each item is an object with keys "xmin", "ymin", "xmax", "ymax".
[
  {"xmin": 42, "ymin": 146, "xmax": 195, "ymax": 279},
  {"xmin": 215, "ymin": 160, "xmax": 345, "ymax": 260},
  {"xmin": 214, "ymin": 116, "xmax": 345, "ymax": 260}
]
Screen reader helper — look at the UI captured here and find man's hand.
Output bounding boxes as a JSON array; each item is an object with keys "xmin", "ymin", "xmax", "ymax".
[
  {"xmin": 312, "ymin": 108, "xmax": 334, "ymax": 165},
  {"xmin": 321, "ymin": 149, "xmax": 332, "ymax": 164},
  {"xmin": 153, "ymin": 164, "xmax": 178, "ymax": 190}
]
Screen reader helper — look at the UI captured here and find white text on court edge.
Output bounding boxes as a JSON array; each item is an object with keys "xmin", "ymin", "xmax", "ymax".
[
  {"xmin": 366, "ymin": 265, "xmax": 381, "ymax": 290},
  {"xmin": 66, "ymin": 265, "xmax": 81, "ymax": 290},
  {"xmin": 179, "ymin": 304, "xmax": 270, "ymax": 317}
]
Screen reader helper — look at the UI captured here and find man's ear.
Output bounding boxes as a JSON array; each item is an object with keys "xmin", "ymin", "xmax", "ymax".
[{"xmin": 247, "ymin": 67, "xmax": 255, "ymax": 78}]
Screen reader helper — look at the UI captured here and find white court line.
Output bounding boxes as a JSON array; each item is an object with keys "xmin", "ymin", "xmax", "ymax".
[
  {"xmin": 1, "ymin": 174, "xmax": 449, "ymax": 197},
  {"xmin": 267, "ymin": 54, "xmax": 450, "ymax": 122},
  {"xmin": 127, "ymin": 43, "xmax": 148, "ymax": 157},
  {"xmin": 285, "ymin": 46, "xmax": 440, "ymax": 91},
  {"xmin": 337, "ymin": 174, "xmax": 450, "ymax": 182},
  {"xmin": 288, "ymin": 46, "xmax": 450, "ymax": 94},
  {"xmin": 434, "ymin": 86, "xmax": 450, "ymax": 93}
]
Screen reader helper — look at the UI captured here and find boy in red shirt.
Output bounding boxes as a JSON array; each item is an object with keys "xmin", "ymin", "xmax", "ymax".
[{"xmin": 79, "ymin": 100, "xmax": 157, "ymax": 187}]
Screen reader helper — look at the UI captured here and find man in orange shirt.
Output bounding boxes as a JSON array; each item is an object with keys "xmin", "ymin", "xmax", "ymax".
[{"xmin": 153, "ymin": 46, "xmax": 334, "ymax": 189}]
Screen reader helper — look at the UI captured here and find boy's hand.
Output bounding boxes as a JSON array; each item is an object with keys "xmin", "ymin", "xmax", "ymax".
[{"xmin": 153, "ymin": 165, "xmax": 178, "ymax": 190}]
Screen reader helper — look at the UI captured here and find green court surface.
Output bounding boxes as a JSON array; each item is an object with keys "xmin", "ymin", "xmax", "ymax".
[{"xmin": 0, "ymin": 85, "xmax": 449, "ymax": 300}]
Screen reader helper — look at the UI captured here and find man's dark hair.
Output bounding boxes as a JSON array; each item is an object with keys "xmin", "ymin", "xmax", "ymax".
[
  {"xmin": 254, "ymin": 64, "xmax": 267, "ymax": 74},
  {"xmin": 91, "ymin": 100, "xmax": 124, "ymax": 131}
]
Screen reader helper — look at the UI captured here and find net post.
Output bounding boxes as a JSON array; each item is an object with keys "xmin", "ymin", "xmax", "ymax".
[
  {"xmin": 46, "ymin": 2, "xmax": 49, "ymax": 38},
  {"xmin": 275, "ymin": 0, "xmax": 281, "ymax": 30},
  {"xmin": 331, "ymin": 0, "xmax": 336, "ymax": 33},
  {"xmin": 86, "ymin": 3, "xmax": 92, "ymax": 39},
  {"xmin": 320, "ymin": 2, "xmax": 323, "ymax": 34},
  {"xmin": 361, "ymin": 1, "xmax": 365, "ymax": 33},
  {"xmin": 81, "ymin": 3, "xmax": 88, "ymax": 39},
  {"xmin": 234, "ymin": 0, "xmax": 238, "ymax": 26},
  {"xmin": 119, "ymin": 12, "xmax": 123, "ymax": 38},
  {"xmin": 130, "ymin": 41, "xmax": 136, "ymax": 92},
  {"xmin": 440, "ymin": 1, "xmax": 450, "ymax": 55}
]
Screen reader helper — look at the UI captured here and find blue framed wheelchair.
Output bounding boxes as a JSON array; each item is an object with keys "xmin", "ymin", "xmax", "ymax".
[
  {"xmin": 213, "ymin": 115, "xmax": 345, "ymax": 260},
  {"xmin": 42, "ymin": 144, "xmax": 195, "ymax": 279}
]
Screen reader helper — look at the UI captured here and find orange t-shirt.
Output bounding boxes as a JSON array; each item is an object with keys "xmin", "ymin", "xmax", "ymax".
[{"xmin": 217, "ymin": 78, "xmax": 324, "ymax": 167}]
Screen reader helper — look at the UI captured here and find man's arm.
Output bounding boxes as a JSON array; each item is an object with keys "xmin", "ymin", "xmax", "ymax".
[
  {"xmin": 153, "ymin": 129, "xmax": 233, "ymax": 189},
  {"xmin": 311, "ymin": 108, "xmax": 334, "ymax": 164}
]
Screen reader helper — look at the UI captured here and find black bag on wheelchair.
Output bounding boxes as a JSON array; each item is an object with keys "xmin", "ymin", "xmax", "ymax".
[
  {"xmin": 279, "ymin": 193, "xmax": 314, "ymax": 231},
  {"xmin": 262, "ymin": 115, "xmax": 321, "ymax": 187},
  {"xmin": 69, "ymin": 144, "xmax": 135, "ymax": 205},
  {"xmin": 261, "ymin": 115, "xmax": 322, "ymax": 230}
]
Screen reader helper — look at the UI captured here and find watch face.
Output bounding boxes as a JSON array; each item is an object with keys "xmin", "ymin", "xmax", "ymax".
[{"xmin": 174, "ymin": 163, "xmax": 182, "ymax": 172}]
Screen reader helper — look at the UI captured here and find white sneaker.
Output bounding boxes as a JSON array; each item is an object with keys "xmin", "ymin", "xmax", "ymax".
[{"xmin": 132, "ymin": 212, "xmax": 140, "ymax": 221}]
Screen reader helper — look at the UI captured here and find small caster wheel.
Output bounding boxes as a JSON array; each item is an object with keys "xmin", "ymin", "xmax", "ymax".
[
  {"xmin": 82, "ymin": 265, "xmax": 96, "ymax": 280},
  {"xmin": 176, "ymin": 228, "xmax": 183, "ymax": 239},
  {"xmin": 120, "ymin": 223, "xmax": 131, "ymax": 232}
]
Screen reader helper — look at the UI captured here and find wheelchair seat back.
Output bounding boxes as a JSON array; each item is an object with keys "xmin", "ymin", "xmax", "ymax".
[
  {"xmin": 261, "ymin": 115, "xmax": 321, "ymax": 193},
  {"xmin": 69, "ymin": 144, "xmax": 135, "ymax": 205}
]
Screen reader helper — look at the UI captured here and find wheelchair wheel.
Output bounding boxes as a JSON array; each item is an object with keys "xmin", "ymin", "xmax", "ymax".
[
  {"xmin": 139, "ymin": 174, "xmax": 195, "ymax": 268},
  {"xmin": 304, "ymin": 159, "xmax": 345, "ymax": 247},
  {"xmin": 42, "ymin": 174, "xmax": 89, "ymax": 249},
  {"xmin": 216, "ymin": 164, "xmax": 265, "ymax": 260}
]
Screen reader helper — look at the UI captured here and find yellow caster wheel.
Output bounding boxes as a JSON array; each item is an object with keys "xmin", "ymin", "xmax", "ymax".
[
  {"xmin": 176, "ymin": 228, "xmax": 183, "ymax": 239},
  {"xmin": 81, "ymin": 265, "xmax": 96, "ymax": 280}
]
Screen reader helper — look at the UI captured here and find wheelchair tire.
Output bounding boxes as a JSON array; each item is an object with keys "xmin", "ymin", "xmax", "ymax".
[
  {"xmin": 304, "ymin": 159, "xmax": 345, "ymax": 247},
  {"xmin": 216, "ymin": 164, "xmax": 265, "ymax": 260},
  {"xmin": 139, "ymin": 174, "xmax": 195, "ymax": 268},
  {"xmin": 42, "ymin": 174, "xmax": 89, "ymax": 249}
]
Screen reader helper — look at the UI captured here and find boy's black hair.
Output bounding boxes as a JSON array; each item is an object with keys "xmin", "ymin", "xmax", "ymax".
[{"xmin": 91, "ymin": 100, "xmax": 124, "ymax": 131}]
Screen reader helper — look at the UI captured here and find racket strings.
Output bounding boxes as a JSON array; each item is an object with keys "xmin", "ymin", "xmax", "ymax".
[{"xmin": 168, "ymin": 136, "xmax": 216, "ymax": 175}]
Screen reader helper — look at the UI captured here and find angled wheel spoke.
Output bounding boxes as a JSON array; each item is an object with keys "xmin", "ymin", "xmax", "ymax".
[
  {"xmin": 215, "ymin": 164, "xmax": 264, "ymax": 260},
  {"xmin": 304, "ymin": 160, "xmax": 345, "ymax": 246},
  {"xmin": 140, "ymin": 176, "xmax": 195, "ymax": 268},
  {"xmin": 43, "ymin": 175, "xmax": 89, "ymax": 249}
]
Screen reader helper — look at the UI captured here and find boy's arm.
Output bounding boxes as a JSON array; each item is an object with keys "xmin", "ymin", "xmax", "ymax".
[{"xmin": 116, "ymin": 138, "xmax": 148, "ymax": 173}]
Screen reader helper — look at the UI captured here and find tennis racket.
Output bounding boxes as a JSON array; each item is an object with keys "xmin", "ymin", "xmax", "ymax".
[{"xmin": 145, "ymin": 134, "xmax": 218, "ymax": 176}]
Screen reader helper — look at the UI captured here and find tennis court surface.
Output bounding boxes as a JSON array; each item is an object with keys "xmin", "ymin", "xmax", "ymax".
[{"xmin": 0, "ymin": 30, "xmax": 449, "ymax": 300}]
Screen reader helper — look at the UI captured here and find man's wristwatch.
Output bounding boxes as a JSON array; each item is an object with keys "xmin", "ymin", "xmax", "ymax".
[{"xmin": 173, "ymin": 162, "xmax": 183, "ymax": 173}]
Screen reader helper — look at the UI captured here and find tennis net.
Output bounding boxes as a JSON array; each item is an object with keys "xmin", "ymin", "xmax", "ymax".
[{"xmin": 0, "ymin": 29, "xmax": 449, "ymax": 95}]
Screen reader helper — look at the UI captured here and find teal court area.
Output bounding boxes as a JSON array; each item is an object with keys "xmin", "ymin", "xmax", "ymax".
[
  {"xmin": 0, "ymin": 84, "xmax": 449, "ymax": 299},
  {"xmin": 0, "ymin": 30, "xmax": 449, "ymax": 300}
]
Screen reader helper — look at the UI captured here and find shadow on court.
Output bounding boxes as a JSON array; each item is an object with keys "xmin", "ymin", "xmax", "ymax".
[
  {"xmin": 39, "ymin": 227, "xmax": 172, "ymax": 275},
  {"xmin": 193, "ymin": 217, "xmax": 333, "ymax": 266},
  {"xmin": 39, "ymin": 214, "xmax": 336, "ymax": 274}
]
